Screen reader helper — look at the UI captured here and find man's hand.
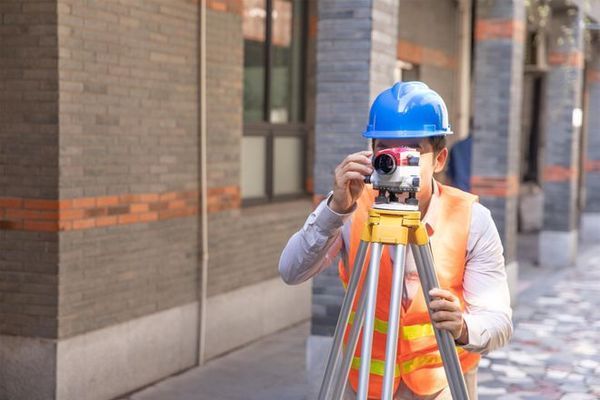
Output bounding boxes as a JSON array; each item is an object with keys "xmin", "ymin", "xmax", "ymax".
[
  {"xmin": 330, "ymin": 151, "xmax": 373, "ymax": 214},
  {"xmin": 428, "ymin": 288, "xmax": 469, "ymax": 345}
]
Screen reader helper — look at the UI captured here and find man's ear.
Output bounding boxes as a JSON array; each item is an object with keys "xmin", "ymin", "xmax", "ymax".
[{"xmin": 433, "ymin": 147, "xmax": 448, "ymax": 174}]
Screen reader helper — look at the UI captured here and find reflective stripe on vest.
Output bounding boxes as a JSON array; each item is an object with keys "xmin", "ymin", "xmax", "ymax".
[
  {"xmin": 348, "ymin": 311, "xmax": 435, "ymax": 340},
  {"xmin": 351, "ymin": 357, "xmax": 401, "ymax": 377},
  {"xmin": 351, "ymin": 348, "xmax": 466, "ymax": 377}
]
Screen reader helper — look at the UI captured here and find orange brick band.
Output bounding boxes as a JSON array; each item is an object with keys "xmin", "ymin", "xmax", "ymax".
[
  {"xmin": 309, "ymin": 14, "xmax": 318, "ymax": 39},
  {"xmin": 587, "ymin": 70, "xmax": 600, "ymax": 83},
  {"xmin": 475, "ymin": 19, "xmax": 525, "ymax": 43},
  {"xmin": 585, "ymin": 160, "xmax": 600, "ymax": 173},
  {"xmin": 397, "ymin": 40, "xmax": 457, "ymax": 70},
  {"xmin": 207, "ymin": 185, "xmax": 240, "ymax": 213},
  {"xmin": 543, "ymin": 165, "xmax": 577, "ymax": 182},
  {"xmin": 548, "ymin": 51, "xmax": 584, "ymax": 68},
  {"xmin": 471, "ymin": 175, "xmax": 519, "ymax": 197},
  {"xmin": 0, "ymin": 190, "xmax": 203, "ymax": 232},
  {"xmin": 207, "ymin": 0, "xmax": 242, "ymax": 14},
  {"xmin": 305, "ymin": 177, "xmax": 314, "ymax": 194}
]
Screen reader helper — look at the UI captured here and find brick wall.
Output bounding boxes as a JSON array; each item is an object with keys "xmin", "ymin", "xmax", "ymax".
[
  {"xmin": 585, "ymin": 40, "xmax": 600, "ymax": 213},
  {"xmin": 206, "ymin": 8, "xmax": 242, "ymax": 195},
  {"xmin": 471, "ymin": 0, "xmax": 525, "ymax": 264},
  {"xmin": 541, "ymin": 7, "xmax": 584, "ymax": 232},
  {"xmin": 56, "ymin": 0, "xmax": 199, "ymax": 338},
  {"xmin": 0, "ymin": 0, "xmax": 60, "ymax": 338},
  {"xmin": 204, "ymin": 4, "xmax": 315, "ymax": 297}
]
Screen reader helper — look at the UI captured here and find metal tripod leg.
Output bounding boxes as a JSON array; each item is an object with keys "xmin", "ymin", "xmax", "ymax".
[
  {"xmin": 318, "ymin": 241, "xmax": 369, "ymax": 400},
  {"xmin": 331, "ymin": 269, "xmax": 369, "ymax": 399},
  {"xmin": 357, "ymin": 242, "xmax": 383, "ymax": 400},
  {"xmin": 381, "ymin": 244, "xmax": 406, "ymax": 400},
  {"xmin": 411, "ymin": 243, "xmax": 470, "ymax": 400}
]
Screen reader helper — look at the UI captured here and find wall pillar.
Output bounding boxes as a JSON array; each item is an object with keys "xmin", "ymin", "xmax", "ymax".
[
  {"xmin": 539, "ymin": 6, "xmax": 585, "ymax": 267},
  {"xmin": 471, "ymin": 0, "xmax": 526, "ymax": 304},
  {"xmin": 582, "ymin": 38, "xmax": 600, "ymax": 242}
]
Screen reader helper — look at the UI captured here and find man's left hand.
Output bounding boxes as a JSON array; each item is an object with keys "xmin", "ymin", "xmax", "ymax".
[{"xmin": 428, "ymin": 288, "xmax": 469, "ymax": 345}]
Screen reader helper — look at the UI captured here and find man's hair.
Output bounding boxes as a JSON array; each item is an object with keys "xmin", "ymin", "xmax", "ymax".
[{"xmin": 428, "ymin": 136, "xmax": 446, "ymax": 155}]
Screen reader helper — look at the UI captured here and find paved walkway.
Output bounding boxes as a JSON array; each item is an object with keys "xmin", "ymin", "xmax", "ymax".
[
  {"xmin": 124, "ymin": 241, "xmax": 600, "ymax": 400},
  {"xmin": 477, "ymin": 243, "xmax": 600, "ymax": 400}
]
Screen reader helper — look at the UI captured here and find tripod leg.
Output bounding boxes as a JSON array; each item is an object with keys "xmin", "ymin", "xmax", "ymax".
[
  {"xmin": 331, "ymin": 274, "xmax": 369, "ymax": 400},
  {"xmin": 411, "ymin": 244, "xmax": 470, "ymax": 400},
  {"xmin": 357, "ymin": 242, "xmax": 383, "ymax": 400},
  {"xmin": 318, "ymin": 240, "xmax": 369, "ymax": 400},
  {"xmin": 381, "ymin": 244, "xmax": 406, "ymax": 400}
]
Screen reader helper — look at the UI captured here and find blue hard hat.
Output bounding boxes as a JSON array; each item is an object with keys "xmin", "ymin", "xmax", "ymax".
[{"xmin": 363, "ymin": 81, "xmax": 453, "ymax": 139}]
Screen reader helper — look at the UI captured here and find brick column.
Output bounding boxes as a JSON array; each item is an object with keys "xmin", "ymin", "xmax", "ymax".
[
  {"xmin": 470, "ymin": 0, "xmax": 525, "ymax": 304},
  {"xmin": 539, "ymin": 7, "xmax": 585, "ymax": 267},
  {"xmin": 582, "ymin": 39, "xmax": 600, "ymax": 241},
  {"xmin": 308, "ymin": 0, "xmax": 399, "ymax": 396}
]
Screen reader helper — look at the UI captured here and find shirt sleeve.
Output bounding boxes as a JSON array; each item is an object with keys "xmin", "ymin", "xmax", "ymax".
[
  {"xmin": 278, "ymin": 193, "xmax": 354, "ymax": 285},
  {"xmin": 460, "ymin": 202, "xmax": 514, "ymax": 354}
]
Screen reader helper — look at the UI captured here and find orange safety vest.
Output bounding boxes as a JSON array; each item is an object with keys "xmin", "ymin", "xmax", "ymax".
[{"xmin": 338, "ymin": 183, "xmax": 481, "ymax": 398}]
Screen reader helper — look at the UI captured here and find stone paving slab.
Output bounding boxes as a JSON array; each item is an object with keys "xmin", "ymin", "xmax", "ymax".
[{"xmin": 125, "ymin": 243, "xmax": 600, "ymax": 400}]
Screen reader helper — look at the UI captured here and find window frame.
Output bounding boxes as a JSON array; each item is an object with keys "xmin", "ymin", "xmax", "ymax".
[{"xmin": 242, "ymin": 0, "xmax": 309, "ymax": 206}]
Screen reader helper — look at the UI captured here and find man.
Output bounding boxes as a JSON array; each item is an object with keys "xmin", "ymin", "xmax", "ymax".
[{"xmin": 279, "ymin": 82, "xmax": 512, "ymax": 399}]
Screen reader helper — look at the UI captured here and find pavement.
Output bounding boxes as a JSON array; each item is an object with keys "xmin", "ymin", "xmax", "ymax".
[{"xmin": 122, "ymin": 236, "xmax": 600, "ymax": 400}]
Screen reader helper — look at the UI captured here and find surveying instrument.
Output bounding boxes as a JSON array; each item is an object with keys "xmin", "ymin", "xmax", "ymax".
[{"xmin": 318, "ymin": 147, "xmax": 470, "ymax": 400}]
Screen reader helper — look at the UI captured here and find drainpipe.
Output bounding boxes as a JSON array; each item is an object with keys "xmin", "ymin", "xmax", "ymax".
[{"xmin": 198, "ymin": 0, "xmax": 209, "ymax": 366}]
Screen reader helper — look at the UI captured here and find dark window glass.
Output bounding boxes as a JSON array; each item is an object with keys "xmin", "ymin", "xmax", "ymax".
[{"xmin": 243, "ymin": 0, "xmax": 266, "ymax": 122}]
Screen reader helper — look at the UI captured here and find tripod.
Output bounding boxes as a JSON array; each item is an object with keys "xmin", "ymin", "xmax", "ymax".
[{"xmin": 318, "ymin": 193, "xmax": 470, "ymax": 400}]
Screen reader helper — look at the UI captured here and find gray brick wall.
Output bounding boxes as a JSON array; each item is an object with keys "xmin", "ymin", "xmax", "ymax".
[
  {"xmin": 585, "ymin": 41, "xmax": 600, "ymax": 212},
  {"xmin": 56, "ymin": 0, "xmax": 199, "ymax": 338},
  {"xmin": 58, "ymin": 0, "xmax": 199, "ymax": 198},
  {"xmin": 0, "ymin": 0, "xmax": 60, "ymax": 338},
  {"xmin": 58, "ymin": 218, "xmax": 197, "ymax": 337},
  {"xmin": 471, "ymin": 0, "xmax": 525, "ymax": 263},
  {"xmin": 207, "ymin": 200, "xmax": 312, "ymax": 297},
  {"xmin": 541, "ymin": 7, "xmax": 584, "ymax": 231},
  {"xmin": 314, "ymin": 0, "xmax": 374, "ymax": 196},
  {"xmin": 0, "ymin": 0, "xmax": 59, "ymax": 199},
  {"xmin": 206, "ymin": 8, "xmax": 242, "ymax": 189}
]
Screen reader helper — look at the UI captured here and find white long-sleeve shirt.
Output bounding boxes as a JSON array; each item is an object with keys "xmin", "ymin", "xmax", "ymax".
[{"xmin": 279, "ymin": 182, "xmax": 513, "ymax": 354}]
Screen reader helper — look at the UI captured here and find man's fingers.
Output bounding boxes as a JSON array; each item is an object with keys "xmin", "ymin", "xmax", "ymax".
[
  {"xmin": 429, "ymin": 299, "xmax": 459, "ymax": 312},
  {"xmin": 343, "ymin": 152, "xmax": 373, "ymax": 167},
  {"xmin": 342, "ymin": 161, "xmax": 373, "ymax": 176},
  {"xmin": 429, "ymin": 288, "xmax": 458, "ymax": 302},
  {"xmin": 340, "ymin": 171, "xmax": 366, "ymax": 185},
  {"xmin": 430, "ymin": 311, "xmax": 459, "ymax": 323},
  {"xmin": 432, "ymin": 321, "xmax": 460, "ymax": 335}
]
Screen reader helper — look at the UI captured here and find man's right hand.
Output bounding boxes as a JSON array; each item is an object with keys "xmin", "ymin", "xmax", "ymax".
[{"xmin": 330, "ymin": 150, "xmax": 373, "ymax": 214}]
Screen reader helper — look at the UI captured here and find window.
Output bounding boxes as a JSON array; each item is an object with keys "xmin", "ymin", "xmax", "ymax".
[{"xmin": 242, "ymin": 0, "xmax": 307, "ymax": 204}]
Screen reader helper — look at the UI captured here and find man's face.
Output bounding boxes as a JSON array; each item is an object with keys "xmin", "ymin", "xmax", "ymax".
[{"xmin": 373, "ymin": 138, "xmax": 447, "ymax": 201}]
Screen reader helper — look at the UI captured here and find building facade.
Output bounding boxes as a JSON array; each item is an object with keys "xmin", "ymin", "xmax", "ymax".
[{"xmin": 0, "ymin": 0, "xmax": 599, "ymax": 399}]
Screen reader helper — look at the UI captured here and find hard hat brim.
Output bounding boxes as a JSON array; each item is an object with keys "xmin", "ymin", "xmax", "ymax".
[{"xmin": 362, "ymin": 130, "xmax": 453, "ymax": 139}]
